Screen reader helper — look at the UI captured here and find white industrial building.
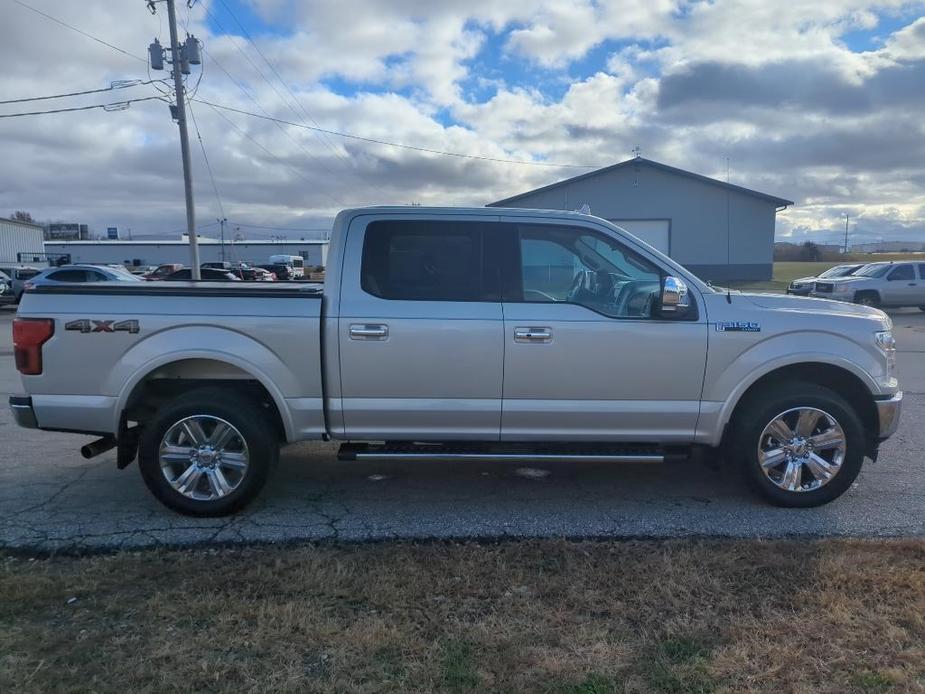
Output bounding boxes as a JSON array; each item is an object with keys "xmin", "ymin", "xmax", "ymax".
[
  {"xmin": 44, "ymin": 238, "xmax": 329, "ymax": 269},
  {"xmin": 0, "ymin": 217, "xmax": 47, "ymax": 265}
]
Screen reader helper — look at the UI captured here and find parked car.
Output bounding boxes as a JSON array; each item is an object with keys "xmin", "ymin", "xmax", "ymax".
[
  {"xmin": 787, "ymin": 263, "xmax": 864, "ymax": 296},
  {"xmin": 810, "ymin": 261, "xmax": 925, "ymax": 309},
  {"xmin": 0, "ymin": 265, "xmax": 42, "ymax": 302},
  {"xmin": 164, "ymin": 267, "xmax": 242, "ymax": 281},
  {"xmin": 10, "ymin": 206, "xmax": 901, "ymax": 516},
  {"xmin": 0, "ymin": 270, "xmax": 13, "ymax": 305},
  {"xmin": 24, "ymin": 264, "xmax": 143, "ymax": 290},
  {"xmin": 258, "ymin": 263, "xmax": 291, "ymax": 280},
  {"xmin": 144, "ymin": 263, "xmax": 184, "ymax": 280}
]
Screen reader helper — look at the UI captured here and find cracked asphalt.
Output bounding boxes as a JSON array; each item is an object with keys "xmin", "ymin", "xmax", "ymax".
[{"xmin": 1, "ymin": 305, "xmax": 924, "ymax": 552}]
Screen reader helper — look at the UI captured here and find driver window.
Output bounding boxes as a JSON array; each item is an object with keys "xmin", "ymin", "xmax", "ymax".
[{"xmin": 517, "ymin": 224, "xmax": 662, "ymax": 318}]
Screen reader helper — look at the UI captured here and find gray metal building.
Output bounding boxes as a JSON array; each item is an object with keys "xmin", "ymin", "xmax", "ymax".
[
  {"xmin": 488, "ymin": 157, "xmax": 793, "ymax": 281},
  {"xmin": 44, "ymin": 238, "xmax": 329, "ymax": 269},
  {"xmin": 0, "ymin": 217, "xmax": 46, "ymax": 265}
]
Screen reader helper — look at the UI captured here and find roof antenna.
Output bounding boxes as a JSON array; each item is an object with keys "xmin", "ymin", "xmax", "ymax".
[{"xmin": 576, "ymin": 203, "xmax": 591, "ymax": 215}]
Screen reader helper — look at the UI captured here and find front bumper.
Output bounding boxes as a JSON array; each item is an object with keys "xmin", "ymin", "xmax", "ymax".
[
  {"xmin": 875, "ymin": 391, "xmax": 903, "ymax": 440},
  {"xmin": 9, "ymin": 395, "xmax": 38, "ymax": 429}
]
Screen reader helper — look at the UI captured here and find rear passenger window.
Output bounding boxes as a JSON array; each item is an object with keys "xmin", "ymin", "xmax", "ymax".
[
  {"xmin": 362, "ymin": 221, "xmax": 490, "ymax": 301},
  {"xmin": 918, "ymin": 264, "xmax": 925, "ymax": 279},
  {"xmin": 888, "ymin": 265, "xmax": 914, "ymax": 281}
]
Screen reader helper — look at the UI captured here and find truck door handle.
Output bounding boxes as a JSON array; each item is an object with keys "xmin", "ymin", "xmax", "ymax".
[
  {"xmin": 349, "ymin": 324, "xmax": 389, "ymax": 340},
  {"xmin": 514, "ymin": 327, "xmax": 552, "ymax": 343}
]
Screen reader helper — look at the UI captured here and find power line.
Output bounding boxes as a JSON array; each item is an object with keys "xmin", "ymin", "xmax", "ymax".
[
  {"xmin": 187, "ymin": 99, "xmax": 225, "ymax": 220},
  {"xmin": 195, "ymin": 13, "xmax": 357, "ymax": 202},
  {"xmin": 193, "ymin": 98, "xmax": 596, "ymax": 169},
  {"xmin": 12, "ymin": 0, "xmax": 147, "ymax": 63},
  {"xmin": 197, "ymin": 47, "xmax": 351, "ymax": 206},
  {"xmin": 14, "ymin": 0, "xmax": 598, "ymax": 171},
  {"xmin": 210, "ymin": 0, "xmax": 389, "ymax": 197},
  {"xmin": 0, "ymin": 96, "xmax": 163, "ymax": 119},
  {"xmin": 202, "ymin": 99, "xmax": 345, "ymax": 207},
  {"xmin": 0, "ymin": 79, "xmax": 164, "ymax": 105}
]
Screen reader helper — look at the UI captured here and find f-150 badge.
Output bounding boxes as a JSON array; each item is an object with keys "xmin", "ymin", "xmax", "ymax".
[{"xmin": 715, "ymin": 321, "xmax": 760, "ymax": 332}]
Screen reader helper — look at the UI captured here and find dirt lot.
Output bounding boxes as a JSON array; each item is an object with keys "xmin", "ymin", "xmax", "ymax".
[{"xmin": 3, "ymin": 539, "xmax": 924, "ymax": 693}]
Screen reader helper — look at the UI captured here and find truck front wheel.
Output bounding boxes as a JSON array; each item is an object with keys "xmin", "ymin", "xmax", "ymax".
[
  {"xmin": 732, "ymin": 383, "xmax": 865, "ymax": 507},
  {"xmin": 138, "ymin": 388, "xmax": 278, "ymax": 516}
]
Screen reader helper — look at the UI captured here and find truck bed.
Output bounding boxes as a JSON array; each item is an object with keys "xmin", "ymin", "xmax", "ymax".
[{"xmin": 17, "ymin": 281, "xmax": 325, "ymax": 440}]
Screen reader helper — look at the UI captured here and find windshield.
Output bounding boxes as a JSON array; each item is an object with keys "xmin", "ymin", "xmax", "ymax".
[
  {"xmin": 853, "ymin": 264, "xmax": 890, "ymax": 278},
  {"xmin": 819, "ymin": 265, "xmax": 857, "ymax": 278}
]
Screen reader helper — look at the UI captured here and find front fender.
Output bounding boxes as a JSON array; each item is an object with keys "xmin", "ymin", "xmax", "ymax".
[
  {"xmin": 701, "ymin": 330, "xmax": 888, "ymax": 445},
  {"xmin": 108, "ymin": 325, "xmax": 299, "ymax": 439}
]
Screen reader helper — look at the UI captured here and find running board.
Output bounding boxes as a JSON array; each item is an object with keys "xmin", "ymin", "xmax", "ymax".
[{"xmin": 338, "ymin": 442, "xmax": 689, "ymax": 464}]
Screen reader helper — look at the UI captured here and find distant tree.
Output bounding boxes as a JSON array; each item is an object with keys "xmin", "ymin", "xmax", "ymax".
[
  {"xmin": 11, "ymin": 210, "xmax": 34, "ymax": 222},
  {"xmin": 799, "ymin": 241, "xmax": 821, "ymax": 261}
]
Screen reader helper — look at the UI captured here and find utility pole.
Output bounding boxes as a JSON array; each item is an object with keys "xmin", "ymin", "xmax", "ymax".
[
  {"xmin": 844, "ymin": 213, "xmax": 850, "ymax": 254},
  {"xmin": 148, "ymin": 0, "xmax": 202, "ymax": 278},
  {"xmin": 218, "ymin": 217, "xmax": 227, "ymax": 262}
]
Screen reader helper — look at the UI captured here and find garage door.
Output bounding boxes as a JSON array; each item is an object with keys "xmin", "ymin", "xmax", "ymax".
[{"xmin": 607, "ymin": 219, "xmax": 670, "ymax": 255}]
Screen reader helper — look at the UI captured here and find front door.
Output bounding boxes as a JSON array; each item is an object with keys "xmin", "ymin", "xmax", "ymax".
[
  {"xmin": 337, "ymin": 217, "xmax": 504, "ymax": 440},
  {"xmin": 499, "ymin": 219, "xmax": 708, "ymax": 442}
]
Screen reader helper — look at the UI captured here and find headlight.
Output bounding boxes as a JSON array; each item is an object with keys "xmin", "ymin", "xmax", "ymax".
[
  {"xmin": 875, "ymin": 330, "xmax": 896, "ymax": 373},
  {"xmin": 833, "ymin": 284, "xmax": 852, "ymax": 293}
]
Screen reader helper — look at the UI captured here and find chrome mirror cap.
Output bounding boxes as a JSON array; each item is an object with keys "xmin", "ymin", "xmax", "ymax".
[{"xmin": 661, "ymin": 276, "xmax": 689, "ymax": 313}]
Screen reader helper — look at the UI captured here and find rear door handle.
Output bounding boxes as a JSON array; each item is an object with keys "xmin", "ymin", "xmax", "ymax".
[
  {"xmin": 349, "ymin": 324, "xmax": 389, "ymax": 340},
  {"xmin": 514, "ymin": 327, "xmax": 552, "ymax": 343}
]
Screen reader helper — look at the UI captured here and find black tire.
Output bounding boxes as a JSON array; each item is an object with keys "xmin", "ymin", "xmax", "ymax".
[
  {"xmin": 854, "ymin": 291, "xmax": 880, "ymax": 308},
  {"xmin": 731, "ymin": 382, "xmax": 865, "ymax": 507},
  {"xmin": 138, "ymin": 387, "xmax": 278, "ymax": 516}
]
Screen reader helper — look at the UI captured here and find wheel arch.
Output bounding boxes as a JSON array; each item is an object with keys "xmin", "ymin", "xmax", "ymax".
[
  {"xmin": 722, "ymin": 362, "xmax": 879, "ymax": 452},
  {"xmin": 117, "ymin": 354, "xmax": 291, "ymax": 442}
]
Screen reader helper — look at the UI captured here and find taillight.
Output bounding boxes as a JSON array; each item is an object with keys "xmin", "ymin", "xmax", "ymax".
[{"xmin": 13, "ymin": 318, "xmax": 54, "ymax": 375}]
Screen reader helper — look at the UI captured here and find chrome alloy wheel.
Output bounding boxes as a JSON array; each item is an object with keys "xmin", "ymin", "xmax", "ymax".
[
  {"xmin": 159, "ymin": 415, "xmax": 250, "ymax": 501},
  {"xmin": 757, "ymin": 407, "xmax": 847, "ymax": 493}
]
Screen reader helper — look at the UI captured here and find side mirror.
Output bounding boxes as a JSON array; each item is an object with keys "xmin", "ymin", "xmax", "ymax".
[{"xmin": 661, "ymin": 276, "xmax": 690, "ymax": 315}]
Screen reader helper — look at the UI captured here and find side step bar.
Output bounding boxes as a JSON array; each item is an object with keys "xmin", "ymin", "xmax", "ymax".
[{"xmin": 339, "ymin": 443, "xmax": 690, "ymax": 464}]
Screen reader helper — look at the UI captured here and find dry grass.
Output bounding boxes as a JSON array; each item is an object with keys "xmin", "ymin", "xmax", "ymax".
[{"xmin": 2, "ymin": 539, "xmax": 924, "ymax": 693}]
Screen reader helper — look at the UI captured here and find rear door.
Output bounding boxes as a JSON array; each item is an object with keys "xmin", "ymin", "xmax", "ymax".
[{"xmin": 337, "ymin": 216, "xmax": 505, "ymax": 440}]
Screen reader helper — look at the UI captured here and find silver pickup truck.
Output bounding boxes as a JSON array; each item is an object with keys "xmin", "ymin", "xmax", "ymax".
[{"xmin": 10, "ymin": 207, "xmax": 902, "ymax": 515}]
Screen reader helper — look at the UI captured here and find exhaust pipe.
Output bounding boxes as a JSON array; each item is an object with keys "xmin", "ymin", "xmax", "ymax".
[{"xmin": 81, "ymin": 436, "xmax": 117, "ymax": 459}]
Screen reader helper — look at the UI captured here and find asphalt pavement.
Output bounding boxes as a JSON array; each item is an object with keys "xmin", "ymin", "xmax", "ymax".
[{"xmin": 1, "ymin": 303, "xmax": 923, "ymax": 552}]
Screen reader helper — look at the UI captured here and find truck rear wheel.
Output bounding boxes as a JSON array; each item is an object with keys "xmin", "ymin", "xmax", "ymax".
[
  {"xmin": 138, "ymin": 388, "xmax": 278, "ymax": 516},
  {"xmin": 732, "ymin": 383, "xmax": 865, "ymax": 507}
]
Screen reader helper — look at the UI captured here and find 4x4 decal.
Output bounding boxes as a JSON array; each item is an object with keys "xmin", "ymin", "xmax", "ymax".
[{"xmin": 64, "ymin": 319, "xmax": 140, "ymax": 334}]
